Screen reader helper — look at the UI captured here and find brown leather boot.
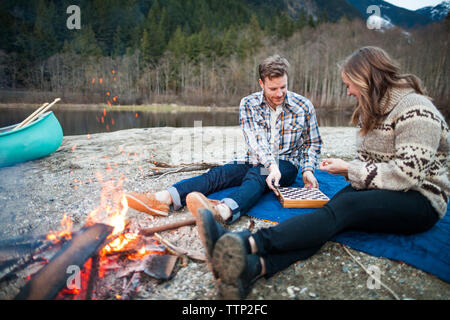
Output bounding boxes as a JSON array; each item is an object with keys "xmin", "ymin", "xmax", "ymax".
[
  {"xmin": 186, "ymin": 192, "xmax": 226, "ymax": 224},
  {"xmin": 124, "ymin": 192, "xmax": 170, "ymax": 216}
]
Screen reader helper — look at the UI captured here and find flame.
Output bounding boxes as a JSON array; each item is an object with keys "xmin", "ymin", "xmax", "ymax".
[
  {"xmin": 85, "ymin": 175, "xmax": 129, "ymax": 236},
  {"xmin": 110, "ymin": 195, "xmax": 128, "ymax": 235},
  {"xmin": 46, "ymin": 213, "xmax": 73, "ymax": 242},
  {"xmin": 100, "ymin": 232, "xmax": 138, "ymax": 256},
  {"xmin": 99, "ymin": 77, "xmax": 103, "ymax": 84}
]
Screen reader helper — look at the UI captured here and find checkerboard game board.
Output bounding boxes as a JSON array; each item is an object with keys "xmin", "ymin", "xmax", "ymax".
[{"xmin": 276, "ymin": 187, "xmax": 330, "ymax": 208}]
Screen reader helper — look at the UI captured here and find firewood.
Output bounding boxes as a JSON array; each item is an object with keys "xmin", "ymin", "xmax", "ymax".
[
  {"xmin": 15, "ymin": 223, "xmax": 113, "ymax": 300},
  {"xmin": 86, "ymin": 255, "xmax": 100, "ymax": 300},
  {"xmin": 0, "ymin": 241, "xmax": 56, "ymax": 283}
]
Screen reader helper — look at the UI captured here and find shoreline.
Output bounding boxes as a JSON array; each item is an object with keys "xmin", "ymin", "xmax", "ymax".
[{"xmin": 0, "ymin": 103, "xmax": 353, "ymax": 112}]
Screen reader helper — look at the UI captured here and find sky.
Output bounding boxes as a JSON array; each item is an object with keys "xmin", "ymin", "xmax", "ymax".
[{"xmin": 383, "ymin": 0, "xmax": 445, "ymax": 10}]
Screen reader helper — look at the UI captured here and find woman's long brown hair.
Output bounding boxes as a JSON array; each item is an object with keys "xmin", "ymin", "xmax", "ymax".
[{"xmin": 341, "ymin": 46, "xmax": 426, "ymax": 135}]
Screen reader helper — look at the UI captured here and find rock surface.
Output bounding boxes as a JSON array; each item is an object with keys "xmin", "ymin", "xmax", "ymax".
[{"xmin": 0, "ymin": 126, "xmax": 448, "ymax": 300}]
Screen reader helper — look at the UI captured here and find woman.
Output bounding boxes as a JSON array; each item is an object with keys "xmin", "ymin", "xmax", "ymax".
[{"xmin": 194, "ymin": 46, "xmax": 450, "ymax": 299}]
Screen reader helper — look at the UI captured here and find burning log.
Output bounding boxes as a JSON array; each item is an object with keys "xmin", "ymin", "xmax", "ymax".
[
  {"xmin": 0, "ymin": 240, "xmax": 57, "ymax": 283},
  {"xmin": 0, "ymin": 234, "xmax": 48, "ymax": 249},
  {"xmin": 85, "ymin": 255, "xmax": 100, "ymax": 300},
  {"xmin": 15, "ymin": 223, "xmax": 113, "ymax": 300}
]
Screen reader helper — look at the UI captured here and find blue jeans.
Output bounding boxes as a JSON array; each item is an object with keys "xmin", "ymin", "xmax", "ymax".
[{"xmin": 167, "ymin": 160, "xmax": 298, "ymax": 223}]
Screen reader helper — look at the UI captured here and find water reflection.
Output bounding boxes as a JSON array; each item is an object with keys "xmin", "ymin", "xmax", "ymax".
[{"xmin": 0, "ymin": 107, "xmax": 353, "ymax": 136}]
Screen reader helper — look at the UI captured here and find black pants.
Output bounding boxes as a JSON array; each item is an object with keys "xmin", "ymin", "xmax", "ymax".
[{"xmin": 252, "ymin": 185, "xmax": 440, "ymax": 277}]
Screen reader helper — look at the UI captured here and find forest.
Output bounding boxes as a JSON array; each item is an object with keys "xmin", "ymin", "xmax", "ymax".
[{"xmin": 0, "ymin": 0, "xmax": 448, "ymax": 112}]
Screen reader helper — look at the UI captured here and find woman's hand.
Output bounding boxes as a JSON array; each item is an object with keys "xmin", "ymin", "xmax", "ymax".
[{"xmin": 319, "ymin": 158, "xmax": 349, "ymax": 178}]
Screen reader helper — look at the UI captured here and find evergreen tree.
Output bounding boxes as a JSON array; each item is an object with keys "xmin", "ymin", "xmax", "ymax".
[
  {"xmin": 276, "ymin": 12, "xmax": 295, "ymax": 40},
  {"xmin": 220, "ymin": 25, "xmax": 238, "ymax": 57},
  {"xmin": 295, "ymin": 9, "xmax": 308, "ymax": 31},
  {"xmin": 91, "ymin": 0, "xmax": 119, "ymax": 55},
  {"xmin": 247, "ymin": 14, "xmax": 263, "ymax": 54},
  {"xmin": 167, "ymin": 26, "xmax": 186, "ymax": 58},
  {"xmin": 140, "ymin": 28, "xmax": 152, "ymax": 64},
  {"xmin": 33, "ymin": 0, "xmax": 58, "ymax": 60},
  {"xmin": 140, "ymin": 1, "xmax": 166, "ymax": 62},
  {"xmin": 112, "ymin": 26, "xmax": 126, "ymax": 57},
  {"xmin": 68, "ymin": 25, "xmax": 102, "ymax": 57}
]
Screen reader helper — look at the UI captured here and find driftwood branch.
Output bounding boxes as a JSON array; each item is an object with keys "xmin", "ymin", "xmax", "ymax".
[
  {"xmin": 145, "ymin": 162, "xmax": 221, "ymax": 180},
  {"xmin": 139, "ymin": 218, "xmax": 196, "ymax": 236}
]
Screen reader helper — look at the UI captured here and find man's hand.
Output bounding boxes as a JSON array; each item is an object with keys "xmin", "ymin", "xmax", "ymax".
[
  {"xmin": 266, "ymin": 163, "xmax": 282, "ymax": 194},
  {"xmin": 319, "ymin": 158, "xmax": 349, "ymax": 178},
  {"xmin": 302, "ymin": 170, "xmax": 318, "ymax": 188}
]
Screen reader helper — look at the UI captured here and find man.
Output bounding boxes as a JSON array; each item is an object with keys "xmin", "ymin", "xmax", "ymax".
[{"xmin": 125, "ymin": 55, "xmax": 322, "ymax": 225}]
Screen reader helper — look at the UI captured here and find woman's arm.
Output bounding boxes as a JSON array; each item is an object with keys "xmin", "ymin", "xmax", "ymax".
[
  {"xmin": 320, "ymin": 158, "xmax": 349, "ymax": 179},
  {"xmin": 346, "ymin": 105, "xmax": 444, "ymax": 191}
]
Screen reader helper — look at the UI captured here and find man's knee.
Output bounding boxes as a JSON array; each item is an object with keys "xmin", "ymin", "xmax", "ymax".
[{"xmin": 243, "ymin": 166, "xmax": 267, "ymax": 186}]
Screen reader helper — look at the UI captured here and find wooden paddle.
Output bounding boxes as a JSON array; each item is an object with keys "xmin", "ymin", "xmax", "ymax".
[
  {"xmin": 13, "ymin": 102, "xmax": 49, "ymax": 130},
  {"xmin": 13, "ymin": 98, "xmax": 61, "ymax": 131}
]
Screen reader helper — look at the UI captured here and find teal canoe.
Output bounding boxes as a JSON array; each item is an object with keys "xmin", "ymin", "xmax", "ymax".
[{"xmin": 0, "ymin": 111, "xmax": 63, "ymax": 167}]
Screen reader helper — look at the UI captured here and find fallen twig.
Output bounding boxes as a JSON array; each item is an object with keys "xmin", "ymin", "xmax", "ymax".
[
  {"xmin": 341, "ymin": 244, "xmax": 400, "ymax": 300},
  {"xmin": 154, "ymin": 233, "xmax": 206, "ymax": 262},
  {"xmin": 121, "ymin": 272, "xmax": 141, "ymax": 300}
]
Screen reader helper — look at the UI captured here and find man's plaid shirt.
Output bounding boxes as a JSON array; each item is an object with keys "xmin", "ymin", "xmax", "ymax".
[{"xmin": 239, "ymin": 90, "xmax": 322, "ymax": 173}]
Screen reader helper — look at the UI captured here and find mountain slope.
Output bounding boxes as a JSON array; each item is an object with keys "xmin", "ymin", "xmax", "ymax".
[
  {"xmin": 416, "ymin": 1, "xmax": 450, "ymax": 21},
  {"xmin": 347, "ymin": 0, "xmax": 432, "ymax": 28},
  {"xmin": 283, "ymin": 0, "xmax": 362, "ymax": 21}
]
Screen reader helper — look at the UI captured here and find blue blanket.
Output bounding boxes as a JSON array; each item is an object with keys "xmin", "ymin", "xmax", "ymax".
[{"xmin": 208, "ymin": 169, "xmax": 450, "ymax": 283}]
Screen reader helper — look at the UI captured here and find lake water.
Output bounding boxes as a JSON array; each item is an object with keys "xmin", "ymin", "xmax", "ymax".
[{"xmin": 0, "ymin": 107, "xmax": 353, "ymax": 136}]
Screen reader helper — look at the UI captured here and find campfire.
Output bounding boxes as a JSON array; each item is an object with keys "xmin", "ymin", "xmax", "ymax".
[{"xmin": 0, "ymin": 176, "xmax": 201, "ymax": 300}]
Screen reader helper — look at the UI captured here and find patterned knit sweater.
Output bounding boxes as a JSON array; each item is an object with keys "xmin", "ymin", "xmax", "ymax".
[{"xmin": 347, "ymin": 87, "xmax": 450, "ymax": 218}]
